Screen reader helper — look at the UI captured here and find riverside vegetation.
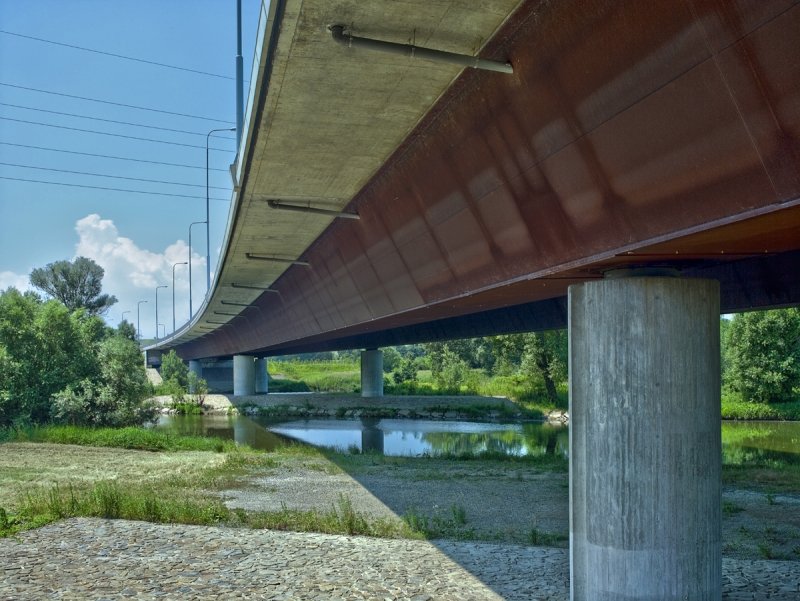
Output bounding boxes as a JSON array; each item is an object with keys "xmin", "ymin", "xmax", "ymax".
[{"xmin": 2, "ymin": 424, "xmax": 799, "ymax": 560}]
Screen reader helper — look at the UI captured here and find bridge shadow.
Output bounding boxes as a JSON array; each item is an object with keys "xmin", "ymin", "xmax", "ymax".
[
  {"xmin": 165, "ymin": 412, "xmax": 570, "ymax": 597},
  {"xmin": 316, "ymin": 418, "xmax": 571, "ymax": 598},
  {"xmin": 256, "ymin": 415, "xmax": 570, "ymax": 598}
]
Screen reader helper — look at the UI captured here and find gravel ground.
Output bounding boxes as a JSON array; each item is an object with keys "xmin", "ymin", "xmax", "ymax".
[
  {"xmin": 2, "ymin": 518, "xmax": 798, "ymax": 600},
  {"xmin": 220, "ymin": 451, "xmax": 800, "ymax": 559}
]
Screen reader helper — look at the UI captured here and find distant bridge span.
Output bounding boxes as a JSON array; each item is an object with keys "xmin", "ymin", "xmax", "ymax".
[{"xmin": 150, "ymin": 1, "xmax": 800, "ymax": 599}]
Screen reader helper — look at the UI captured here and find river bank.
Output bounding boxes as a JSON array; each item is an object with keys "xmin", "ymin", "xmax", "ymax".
[{"xmin": 151, "ymin": 392, "xmax": 571, "ymax": 423}]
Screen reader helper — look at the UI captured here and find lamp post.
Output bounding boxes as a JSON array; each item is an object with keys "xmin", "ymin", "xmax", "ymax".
[
  {"xmin": 155, "ymin": 285, "xmax": 167, "ymax": 339},
  {"xmin": 188, "ymin": 220, "xmax": 206, "ymax": 317},
  {"xmin": 136, "ymin": 300, "xmax": 148, "ymax": 341},
  {"xmin": 172, "ymin": 261, "xmax": 188, "ymax": 333},
  {"xmin": 121, "ymin": 310, "xmax": 130, "ymax": 324},
  {"xmin": 206, "ymin": 127, "xmax": 236, "ymax": 296}
]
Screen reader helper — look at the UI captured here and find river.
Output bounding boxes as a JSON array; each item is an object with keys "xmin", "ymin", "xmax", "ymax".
[{"xmin": 156, "ymin": 414, "xmax": 800, "ymax": 465}]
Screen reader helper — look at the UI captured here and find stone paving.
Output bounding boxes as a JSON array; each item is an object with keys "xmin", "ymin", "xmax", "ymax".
[{"xmin": 1, "ymin": 518, "xmax": 799, "ymax": 600}]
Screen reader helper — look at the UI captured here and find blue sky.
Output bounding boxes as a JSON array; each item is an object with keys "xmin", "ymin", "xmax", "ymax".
[{"xmin": 0, "ymin": 0, "xmax": 263, "ymax": 338}]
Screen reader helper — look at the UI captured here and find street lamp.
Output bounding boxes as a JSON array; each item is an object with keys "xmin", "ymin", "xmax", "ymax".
[
  {"xmin": 172, "ymin": 261, "xmax": 188, "ymax": 333},
  {"xmin": 206, "ymin": 126, "xmax": 236, "ymax": 296},
  {"xmin": 155, "ymin": 285, "xmax": 167, "ymax": 339},
  {"xmin": 188, "ymin": 220, "xmax": 206, "ymax": 317},
  {"xmin": 121, "ymin": 310, "xmax": 130, "ymax": 324},
  {"xmin": 136, "ymin": 300, "xmax": 148, "ymax": 341}
]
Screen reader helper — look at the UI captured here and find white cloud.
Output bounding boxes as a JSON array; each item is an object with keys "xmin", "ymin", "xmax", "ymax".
[
  {"xmin": 74, "ymin": 214, "xmax": 206, "ymax": 338},
  {"xmin": 0, "ymin": 271, "xmax": 31, "ymax": 292}
]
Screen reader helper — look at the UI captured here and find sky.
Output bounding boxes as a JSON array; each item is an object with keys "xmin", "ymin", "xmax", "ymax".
[{"xmin": 0, "ymin": 0, "xmax": 264, "ymax": 339}]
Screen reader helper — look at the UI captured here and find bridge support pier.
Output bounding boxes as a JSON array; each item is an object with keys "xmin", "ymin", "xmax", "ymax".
[
  {"xmin": 360, "ymin": 349, "xmax": 383, "ymax": 397},
  {"xmin": 188, "ymin": 360, "xmax": 202, "ymax": 393},
  {"xmin": 255, "ymin": 358, "xmax": 269, "ymax": 394},
  {"xmin": 568, "ymin": 276, "xmax": 721, "ymax": 601},
  {"xmin": 233, "ymin": 355, "xmax": 255, "ymax": 396}
]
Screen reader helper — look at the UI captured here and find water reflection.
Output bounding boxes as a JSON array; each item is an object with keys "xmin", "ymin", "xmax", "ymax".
[
  {"xmin": 721, "ymin": 421, "xmax": 800, "ymax": 466},
  {"xmin": 156, "ymin": 415, "xmax": 799, "ymax": 464}
]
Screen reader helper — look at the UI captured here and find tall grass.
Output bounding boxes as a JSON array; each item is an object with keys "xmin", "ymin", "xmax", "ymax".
[
  {"xmin": 721, "ymin": 396, "xmax": 800, "ymax": 420},
  {"xmin": 0, "ymin": 425, "xmax": 238, "ymax": 452},
  {"xmin": 2, "ymin": 483, "xmax": 419, "ymax": 540},
  {"xmin": 268, "ymin": 360, "xmax": 360, "ymax": 393}
]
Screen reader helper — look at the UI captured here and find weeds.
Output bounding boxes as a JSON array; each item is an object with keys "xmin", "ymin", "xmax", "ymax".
[
  {"xmin": 402, "ymin": 504, "xmax": 473, "ymax": 539},
  {"xmin": 722, "ymin": 501, "xmax": 744, "ymax": 515},
  {"xmin": 528, "ymin": 526, "xmax": 568, "ymax": 547},
  {"xmin": 1, "ymin": 425, "xmax": 238, "ymax": 453}
]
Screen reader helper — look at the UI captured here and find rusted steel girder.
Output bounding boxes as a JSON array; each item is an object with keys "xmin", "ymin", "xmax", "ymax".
[{"xmin": 178, "ymin": 0, "xmax": 800, "ymax": 360}]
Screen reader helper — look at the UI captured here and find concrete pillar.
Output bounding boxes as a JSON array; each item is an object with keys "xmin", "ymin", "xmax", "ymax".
[
  {"xmin": 255, "ymin": 358, "xmax": 269, "ymax": 394},
  {"xmin": 188, "ymin": 360, "xmax": 202, "ymax": 394},
  {"xmin": 233, "ymin": 355, "xmax": 255, "ymax": 396},
  {"xmin": 360, "ymin": 349, "xmax": 383, "ymax": 397},
  {"xmin": 569, "ymin": 276, "xmax": 721, "ymax": 601}
]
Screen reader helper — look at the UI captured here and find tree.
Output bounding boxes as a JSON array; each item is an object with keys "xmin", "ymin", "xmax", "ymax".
[
  {"xmin": 520, "ymin": 331, "xmax": 567, "ymax": 406},
  {"xmin": 0, "ymin": 289, "xmax": 103, "ymax": 425},
  {"xmin": 117, "ymin": 320, "xmax": 136, "ymax": 341},
  {"xmin": 725, "ymin": 308, "xmax": 800, "ymax": 404},
  {"xmin": 30, "ymin": 256, "xmax": 117, "ymax": 315},
  {"xmin": 160, "ymin": 350, "xmax": 188, "ymax": 388},
  {"xmin": 51, "ymin": 336, "xmax": 156, "ymax": 427}
]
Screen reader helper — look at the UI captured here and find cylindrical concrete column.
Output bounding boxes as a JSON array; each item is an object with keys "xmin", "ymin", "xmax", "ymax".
[
  {"xmin": 360, "ymin": 349, "xmax": 384, "ymax": 397},
  {"xmin": 255, "ymin": 358, "xmax": 269, "ymax": 394},
  {"xmin": 569, "ymin": 277, "xmax": 721, "ymax": 601},
  {"xmin": 188, "ymin": 360, "xmax": 202, "ymax": 393},
  {"xmin": 233, "ymin": 355, "xmax": 255, "ymax": 396}
]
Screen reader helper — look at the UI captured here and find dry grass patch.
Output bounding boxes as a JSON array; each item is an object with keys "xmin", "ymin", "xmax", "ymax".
[{"xmin": 0, "ymin": 442, "xmax": 226, "ymax": 509}]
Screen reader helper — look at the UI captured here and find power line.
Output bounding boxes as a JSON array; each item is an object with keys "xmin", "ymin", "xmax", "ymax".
[
  {"xmin": 1, "ymin": 116, "xmax": 235, "ymax": 152},
  {"xmin": 0, "ymin": 102, "xmax": 237, "ymax": 140},
  {"xmin": 0, "ymin": 175, "xmax": 232, "ymax": 201},
  {"xmin": 0, "ymin": 162, "xmax": 232, "ymax": 190},
  {"xmin": 0, "ymin": 141, "xmax": 229, "ymax": 172},
  {"xmin": 0, "ymin": 82, "xmax": 234, "ymax": 124},
  {"xmin": 0, "ymin": 29, "xmax": 235, "ymax": 81}
]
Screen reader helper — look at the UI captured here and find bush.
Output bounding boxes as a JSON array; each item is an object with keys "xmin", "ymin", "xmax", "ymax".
[{"xmin": 50, "ymin": 337, "xmax": 157, "ymax": 427}]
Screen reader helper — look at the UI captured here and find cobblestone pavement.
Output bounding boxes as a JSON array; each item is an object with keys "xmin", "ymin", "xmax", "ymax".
[{"xmin": 1, "ymin": 518, "xmax": 799, "ymax": 600}]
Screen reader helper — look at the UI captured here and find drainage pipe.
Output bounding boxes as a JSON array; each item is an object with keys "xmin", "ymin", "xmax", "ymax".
[
  {"xmin": 329, "ymin": 25, "xmax": 513, "ymax": 74},
  {"xmin": 267, "ymin": 199, "xmax": 360, "ymax": 219}
]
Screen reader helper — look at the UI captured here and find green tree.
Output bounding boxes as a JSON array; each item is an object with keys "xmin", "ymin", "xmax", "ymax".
[
  {"xmin": 382, "ymin": 347, "xmax": 401, "ymax": 373},
  {"xmin": 725, "ymin": 308, "xmax": 800, "ymax": 404},
  {"xmin": 30, "ymin": 256, "xmax": 117, "ymax": 315},
  {"xmin": 0, "ymin": 289, "xmax": 103, "ymax": 424},
  {"xmin": 392, "ymin": 356, "xmax": 418, "ymax": 386},
  {"xmin": 117, "ymin": 320, "xmax": 137, "ymax": 341},
  {"xmin": 52, "ymin": 336, "xmax": 156, "ymax": 427},
  {"xmin": 520, "ymin": 330, "xmax": 567, "ymax": 406},
  {"xmin": 160, "ymin": 350, "xmax": 188, "ymax": 388}
]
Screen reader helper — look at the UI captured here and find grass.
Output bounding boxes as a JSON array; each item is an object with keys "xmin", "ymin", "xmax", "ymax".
[
  {"xmin": 528, "ymin": 526, "xmax": 568, "ymax": 546},
  {"xmin": 402, "ymin": 504, "xmax": 475, "ymax": 540},
  {"xmin": 268, "ymin": 359, "xmax": 360, "ymax": 394},
  {"xmin": 1, "ymin": 482, "xmax": 419, "ymax": 541},
  {"xmin": 721, "ymin": 395, "xmax": 800, "ymax": 420},
  {"xmin": 0, "ymin": 425, "xmax": 238, "ymax": 452}
]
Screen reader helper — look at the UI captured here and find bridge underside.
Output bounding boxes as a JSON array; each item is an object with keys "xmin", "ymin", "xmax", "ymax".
[{"xmin": 162, "ymin": 0, "xmax": 799, "ymax": 361}]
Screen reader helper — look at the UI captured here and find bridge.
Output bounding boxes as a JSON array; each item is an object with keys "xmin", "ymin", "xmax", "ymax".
[{"xmin": 148, "ymin": 1, "xmax": 800, "ymax": 599}]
